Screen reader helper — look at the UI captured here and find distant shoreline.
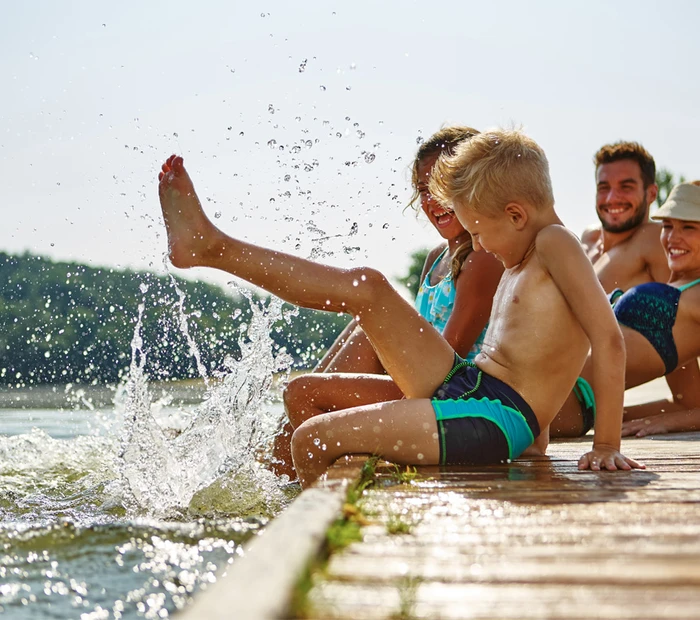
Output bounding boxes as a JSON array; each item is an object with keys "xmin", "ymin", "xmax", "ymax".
[
  {"xmin": 0, "ymin": 372, "xmax": 302, "ymax": 410},
  {"xmin": 0, "ymin": 380, "xmax": 209, "ymax": 410}
]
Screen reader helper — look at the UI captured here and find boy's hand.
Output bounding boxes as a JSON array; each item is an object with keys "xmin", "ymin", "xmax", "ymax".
[{"xmin": 578, "ymin": 445, "xmax": 645, "ymax": 471}]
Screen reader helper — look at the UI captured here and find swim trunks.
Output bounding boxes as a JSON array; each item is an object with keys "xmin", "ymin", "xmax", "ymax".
[
  {"xmin": 431, "ymin": 356, "xmax": 540, "ymax": 465},
  {"xmin": 415, "ymin": 248, "xmax": 487, "ymax": 362},
  {"xmin": 572, "ymin": 376, "xmax": 596, "ymax": 434}
]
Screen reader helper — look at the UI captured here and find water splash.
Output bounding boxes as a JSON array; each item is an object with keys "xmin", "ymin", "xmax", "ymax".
[{"xmin": 117, "ymin": 290, "xmax": 294, "ymax": 518}]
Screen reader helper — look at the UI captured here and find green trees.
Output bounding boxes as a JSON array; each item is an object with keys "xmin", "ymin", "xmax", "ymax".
[
  {"xmin": 656, "ymin": 168, "xmax": 686, "ymax": 208},
  {"xmin": 0, "ymin": 252, "xmax": 349, "ymax": 386},
  {"xmin": 396, "ymin": 248, "xmax": 429, "ymax": 298}
]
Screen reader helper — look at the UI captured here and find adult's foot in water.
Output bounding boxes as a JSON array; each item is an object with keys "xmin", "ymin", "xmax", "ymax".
[{"xmin": 158, "ymin": 154, "xmax": 222, "ymax": 268}]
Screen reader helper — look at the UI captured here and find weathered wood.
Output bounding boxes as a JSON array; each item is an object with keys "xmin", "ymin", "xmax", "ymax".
[{"xmin": 304, "ymin": 434, "xmax": 700, "ymax": 619}]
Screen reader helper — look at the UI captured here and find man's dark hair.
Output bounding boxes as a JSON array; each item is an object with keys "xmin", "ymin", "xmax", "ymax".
[{"xmin": 594, "ymin": 142, "xmax": 656, "ymax": 188}]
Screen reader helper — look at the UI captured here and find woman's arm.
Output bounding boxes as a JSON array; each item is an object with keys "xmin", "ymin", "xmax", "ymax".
[{"xmin": 441, "ymin": 250, "xmax": 503, "ymax": 358}]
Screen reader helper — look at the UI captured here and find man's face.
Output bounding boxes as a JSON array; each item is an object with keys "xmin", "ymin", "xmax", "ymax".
[{"xmin": 595, "ymin": 159, "xmax": 652, "ymax": 233}]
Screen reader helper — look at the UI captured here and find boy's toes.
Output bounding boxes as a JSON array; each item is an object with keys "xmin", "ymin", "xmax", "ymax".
[{"xmin": 172, "ymin": 155, "xmax": 184, "ymax": 173}]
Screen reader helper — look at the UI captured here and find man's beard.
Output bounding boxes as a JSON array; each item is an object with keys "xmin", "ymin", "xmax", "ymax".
[{"xmin": 598, "ymin": 196, "xmax": 649, "ymax": 233}]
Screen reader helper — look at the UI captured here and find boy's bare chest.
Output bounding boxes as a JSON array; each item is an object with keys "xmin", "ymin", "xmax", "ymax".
[{"xmin": 490, "ymin": 264, "xmax": 572, "ymax": 335}]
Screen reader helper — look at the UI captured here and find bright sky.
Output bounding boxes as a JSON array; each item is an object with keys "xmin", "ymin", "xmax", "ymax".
[{"xmin": 2, "ymin": 0, "xmax": 699, "ymax": 291}]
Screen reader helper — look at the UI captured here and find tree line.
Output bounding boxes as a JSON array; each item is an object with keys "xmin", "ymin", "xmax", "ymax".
[{"xmin": 0, "ymin": 251, "xmax": 350, "ymax": 387}]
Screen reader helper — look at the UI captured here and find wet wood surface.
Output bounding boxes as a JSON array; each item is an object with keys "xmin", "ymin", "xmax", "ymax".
[{"xmin": 304, "ymin": 434, "xmax": 700, "ymax": 619}]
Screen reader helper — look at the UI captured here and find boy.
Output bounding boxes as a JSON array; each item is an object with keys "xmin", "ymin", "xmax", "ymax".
[{"xmin": 157, "ymin": 129, "xmax": 643, "ymax": 487}]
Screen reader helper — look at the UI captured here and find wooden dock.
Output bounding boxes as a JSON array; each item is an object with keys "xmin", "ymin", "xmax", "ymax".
[
  {"xmin": 305, "ymin": 435, "xmax": 700, "ymax": 619},
  {"xmin": 183, "ymin": 379, "xmax": 700, "ymax": 619}
]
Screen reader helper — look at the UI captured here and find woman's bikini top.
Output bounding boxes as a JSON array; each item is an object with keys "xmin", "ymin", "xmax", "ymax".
[
  {"xmin": 414, "ymin": 248, "xmax": 487, "ymax": 362},
  {"xmin": 610, "ymin": 277, "xmax": 700, "ymax": 374}
]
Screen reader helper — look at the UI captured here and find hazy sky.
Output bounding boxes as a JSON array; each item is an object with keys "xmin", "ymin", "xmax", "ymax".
[{"xmin": 2, "ymin": 0, "xmax": 699, "ymax": 290}]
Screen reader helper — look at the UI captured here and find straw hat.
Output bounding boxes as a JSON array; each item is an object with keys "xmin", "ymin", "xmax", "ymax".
[{"xmin": 651, "ymin": 182, "xmax": 700, "ymax": 222}]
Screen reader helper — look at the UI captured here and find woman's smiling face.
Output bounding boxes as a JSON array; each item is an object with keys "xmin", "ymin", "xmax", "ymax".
[
  {"xmin": 416, "ymin": 152, "xmax": 466, "ymax": 241},
  {"xmin": 661, "ymin": 218, "xmax": 700, "ymax": 274}
]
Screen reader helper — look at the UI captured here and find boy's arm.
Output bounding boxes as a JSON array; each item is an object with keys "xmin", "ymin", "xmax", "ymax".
[{"xmin": 536, "ymin": 226, "xmax": 644, "ymax": 471}]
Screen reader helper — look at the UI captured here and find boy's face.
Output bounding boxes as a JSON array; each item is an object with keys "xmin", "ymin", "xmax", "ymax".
[
  {"xmin": 456, "ymin": 205, "xmax": 514, "ymax": 266},
  {"xmin": 595, "ymin": 160, "xmax": 653, "ymax": 233}
]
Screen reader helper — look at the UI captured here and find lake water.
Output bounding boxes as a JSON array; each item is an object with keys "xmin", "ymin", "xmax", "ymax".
[
  {"xmin": 0, "ymin": 399, "xmax": 295, "ymax": 620},
  {"xmin": 1, "ymin": 297, "xmax": 300, "ymax": 619}
]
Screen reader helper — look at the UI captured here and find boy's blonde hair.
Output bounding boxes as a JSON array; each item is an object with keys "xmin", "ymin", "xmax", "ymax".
[{"xmin": 429, "ymin": 129, "xmax": 554, "ymax": 216}]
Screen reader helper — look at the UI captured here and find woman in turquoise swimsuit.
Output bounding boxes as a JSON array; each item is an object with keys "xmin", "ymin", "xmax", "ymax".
[
  {"xmin": 272, "ymin": 127, "xmax": 504, "ymax": 477},
  {"xmin": 552, "ymin": 182, "xmax": 700, "ymax": 438}
]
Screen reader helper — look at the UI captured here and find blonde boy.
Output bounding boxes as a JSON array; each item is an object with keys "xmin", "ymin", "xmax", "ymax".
[{"xmin": 157, "ymin": 129, "xmax": 642, "ymax": 487}]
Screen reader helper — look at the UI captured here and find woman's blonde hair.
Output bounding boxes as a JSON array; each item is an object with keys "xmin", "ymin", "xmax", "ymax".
[
  {"xmin": 429, "ymin": 128, "xmax": 554, "ymax": 217},
  {"xmin": 408, "ymin": 126, "xmax": 480, "ymax": 278}
]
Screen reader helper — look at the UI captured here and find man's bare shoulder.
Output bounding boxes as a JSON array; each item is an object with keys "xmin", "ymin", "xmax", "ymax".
[{"xmin": 629, "ymin": 220, "xmax": 666, "ymax": 255}]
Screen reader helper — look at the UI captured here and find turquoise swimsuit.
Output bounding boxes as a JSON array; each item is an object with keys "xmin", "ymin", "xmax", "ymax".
[{"xmin": 414, "ymin": 248, "xmax": 487, "ymax": 362}]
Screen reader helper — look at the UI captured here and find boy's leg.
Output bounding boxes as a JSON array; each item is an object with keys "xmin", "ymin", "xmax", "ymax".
[
  {"xmin": 290, "ymin": 398, "xmax": 440, "ymax": 487},
  {"xmin": 158, "ymin": 155, "xmax": 455, "ymax": 398}
]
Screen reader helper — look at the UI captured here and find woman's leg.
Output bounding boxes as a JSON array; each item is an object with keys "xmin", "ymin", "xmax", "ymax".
[
  {"xmin": 158, "ymin": 155, "xmax": 455, "ymax": 398},
  {"xmin": 290, "ymin": 398, "xmax": 440, "ymax": 487},
  {"xmin": 284, "ymin": 373, "xmax": 404, "ymax": 427},
  {"xmin": 322, "ymin": 325, "xmax": 386, "ymax": 374},
  {"xmin": 271, "ymin": 373, "xmax": 404, "ymax": 479}
]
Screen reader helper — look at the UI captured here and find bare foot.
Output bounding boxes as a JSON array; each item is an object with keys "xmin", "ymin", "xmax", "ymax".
[{"xmin": 158, "ymin": 155, "xmax": 223, "ymax": 268}]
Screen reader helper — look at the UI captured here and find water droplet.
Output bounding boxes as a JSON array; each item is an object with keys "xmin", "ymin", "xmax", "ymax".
[
  {"xmin": 313, "ymin": 438, "xmax": 321, "ymax": 446},
  {"xmin": 382, "ymin": 223, "xmax": 389, "ymax": 229},
  {"xmin": 352, "ymin": 280, "xmax": 359, "ymax": 287},
  {"xmin": 291, "ymin": 145, "xmax": 301, "ymax": 154},
  {"xmin": 345, "ymin": 85, "xmax": 352, "ymax": 91},
  {"xmin": 335, "ymin": 132, "xmax": 342, "ymax": 138},
  {"xmin": 268, "ymin": 104, "xmax": 275, "ymax": 114},
  {"xmin": 360, "ymin": 275, "xmax": 366, "ymax": 281},
  {"xmin": 173, "ymin": 132, "xmax": 179, "ymax": 138},
  {"xmin": 304, "ymin": 140, "xmax": 313, "ymax": 148},
  {"xmin": 214, "ymin": 211, "xmax": 222, "ymax": 219},
  {"xmin": 239, "ymin": 131, "xmax": 245, "ymax": 136},
  {"xmin": 319, "ymin": 85, "xmax": 326, "ymax": 91},
  {"xmin": 284, "ymin": 174, "xmax": 291, "ymax": 182},
  {"xmin": 364, "ymin": 152, "xmax": 375, "ymax": 164},
  {"xmin": 267, "ymin": 139, "xmax": 277, "ymax": 148},
  {"xmin": 298, "ymin": 58, "xmax": 307, "ymax": 73},
  {"xmin": 349, "ymin": 63, "xmax": 357, "ymax": 70}
]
